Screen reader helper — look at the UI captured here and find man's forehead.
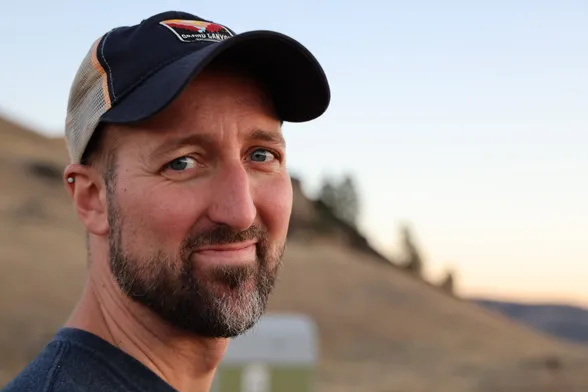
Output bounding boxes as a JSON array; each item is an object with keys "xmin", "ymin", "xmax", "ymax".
[
  {"xmin": 156, "ymin": 126, "xmax": 284, "ymax": 147},
  {"xmin": 134, "ymin": 123, "xmax": 284, "ymax": 159}
]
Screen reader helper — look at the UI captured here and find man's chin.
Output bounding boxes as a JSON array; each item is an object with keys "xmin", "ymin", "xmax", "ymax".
[
  {"xmin": 187, "ymin": 285, "xmax": 267, "ymax": 338},
  {"xmin": 207, "ymin": 277, "xmax": 258, "ymax": 295},
  {"xmin": 193, "ymin": 261, "xmax": 256, "ymax": 290}
]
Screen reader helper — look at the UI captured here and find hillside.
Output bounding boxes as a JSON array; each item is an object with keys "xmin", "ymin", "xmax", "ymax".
[
  {"xmin": 2, "ymin": 116, "xmax": 588, "ymax": 391},
  {"xmin": 472, "ymin": 299, "xmax": 588, "ymax": 345}
]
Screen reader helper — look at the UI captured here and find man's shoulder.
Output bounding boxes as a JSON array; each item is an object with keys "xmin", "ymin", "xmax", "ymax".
[
  {"xmin": 1, "ymin": 329, "xmax": 119, "ymax": 392},
  {"xmin": 1, "ymin": 339, "xmax": 74, "ymax": 392},
  {"xmin": 2, "ymin": 328, "xmax": 176, "ymax": 392}
]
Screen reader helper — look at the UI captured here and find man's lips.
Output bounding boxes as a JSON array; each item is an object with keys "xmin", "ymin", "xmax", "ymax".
[
  {"xmin": 193, "ymin": 240, "xmax": 257, "ymax": 264},
  {"xmin": 195, "ymin": 240, "xmax": 257, "ymax": 252}
]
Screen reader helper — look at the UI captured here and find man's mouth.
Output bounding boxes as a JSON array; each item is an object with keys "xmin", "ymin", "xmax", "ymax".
[{"xmin": 193, "ymin": 240, "xmax": 257, "ymax": 265}]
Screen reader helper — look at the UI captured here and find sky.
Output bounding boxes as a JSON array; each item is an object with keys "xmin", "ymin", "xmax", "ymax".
[{"xmin": 0, "ymin": 0, "xmax": 586, "ymax": 307}]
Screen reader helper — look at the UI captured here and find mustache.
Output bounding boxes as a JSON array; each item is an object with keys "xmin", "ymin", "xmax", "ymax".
[{"xmin": 185, "ymin": 224, "xmax": 268, "ymax": 250}]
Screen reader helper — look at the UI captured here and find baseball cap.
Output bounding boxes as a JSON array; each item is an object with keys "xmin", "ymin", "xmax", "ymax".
[{"xmin": 64, "ymin": 10, "xmax": 331, "ymax": 164}]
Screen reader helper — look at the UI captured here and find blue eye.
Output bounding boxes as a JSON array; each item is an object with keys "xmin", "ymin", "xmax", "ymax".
[
  {"xmin": 167, "ymin": 156, "xmax": 197, "ymax": 171},
  {"xmin": 250, "ymin": 149, "xmax": 275, "ymax": 163}
]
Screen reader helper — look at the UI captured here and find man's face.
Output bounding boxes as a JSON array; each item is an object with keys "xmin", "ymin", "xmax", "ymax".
[{"xmin": 102, "ymin": 69, "xmax": 292, "ymax": 338}]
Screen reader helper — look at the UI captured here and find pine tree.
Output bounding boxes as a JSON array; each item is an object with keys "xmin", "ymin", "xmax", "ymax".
[
  {"xmin": 318, "ymin": 174, "xmax": 360, "ymax": 229},
  {"xmin": 318, "ymin": 177, "xmax": 337, "ymax": 212},
  {"xmin": 399, "ymin": 225, "xmax": 424, "ymax": 278},
  {"xmin": 439, "ymin": 269, "xmax": 455, "ymax": 295},
  {"xmin": 336, "ymin": 174, "xmax": 360, "ymax": 228}
]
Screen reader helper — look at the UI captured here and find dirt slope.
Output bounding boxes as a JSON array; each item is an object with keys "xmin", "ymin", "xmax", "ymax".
[
  {"xmin": 1, "ymin": 118, "xmax": 588, "ymax": 391},
  {"xmin": 270, "ymin": 243, "xmax": 588, "ymax": 391}
]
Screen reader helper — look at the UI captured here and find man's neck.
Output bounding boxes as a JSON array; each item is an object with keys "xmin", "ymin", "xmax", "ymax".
[{"xmin": 65, "ymin": 268, "xmax": 228, "ymax": 392}]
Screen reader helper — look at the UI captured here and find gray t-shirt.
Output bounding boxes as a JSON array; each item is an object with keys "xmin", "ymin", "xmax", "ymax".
[{"xmin": 1, "ymin": 327, "xmax": 177, "ymax": 392}]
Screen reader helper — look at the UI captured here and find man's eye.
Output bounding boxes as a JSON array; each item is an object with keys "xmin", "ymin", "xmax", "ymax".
[
  {"xmin": 166, "ymin": 156, "xmax": 197, "ymax": 171},
  {"xmin": 249, "ymin": 148, "xmax": 276, "ymax": 163}
]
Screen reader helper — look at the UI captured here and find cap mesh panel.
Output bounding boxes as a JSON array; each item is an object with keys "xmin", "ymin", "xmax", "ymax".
[{"xmin": 64, "ymin": 35, "xmax": 112, "ymax": 164}]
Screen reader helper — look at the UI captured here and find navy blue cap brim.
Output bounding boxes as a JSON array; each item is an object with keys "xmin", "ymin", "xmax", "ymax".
[{"xmin": 100, "ymin": 30, "xmax": 330, "ymax": 125}]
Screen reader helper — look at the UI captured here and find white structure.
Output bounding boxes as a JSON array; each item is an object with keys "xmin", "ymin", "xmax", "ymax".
[
  {"xmin": 223, "ymin": 313, "xmax": 318, "ymax": 365},
  {"xmin": 211, "ymin": 313, "xmax": 319, "ymax": 392}
]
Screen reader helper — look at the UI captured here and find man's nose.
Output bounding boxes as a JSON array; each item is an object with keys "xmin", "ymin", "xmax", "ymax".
[{"xmin": 206, "ymin": 163, "xmax": 257, "ymax": 231}]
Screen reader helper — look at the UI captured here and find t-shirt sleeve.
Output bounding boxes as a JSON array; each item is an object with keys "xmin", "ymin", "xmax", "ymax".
[{"xmin": 1, "ymin": 341, "xmax": 68, "ymax": 392}]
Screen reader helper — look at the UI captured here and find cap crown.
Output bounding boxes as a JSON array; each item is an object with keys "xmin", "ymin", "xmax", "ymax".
[{"xmin": 64, "ymin": 11, "xmax": 235, "ymax": 164}]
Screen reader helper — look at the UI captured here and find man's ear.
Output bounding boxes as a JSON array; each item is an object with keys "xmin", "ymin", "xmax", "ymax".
[{"xmin": 64, "ymin": 164, "xmax": 110, "ymax": 236}]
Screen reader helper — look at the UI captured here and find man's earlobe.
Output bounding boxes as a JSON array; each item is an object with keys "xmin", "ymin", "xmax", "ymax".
[{"xmin": 64, "ymin": 164, "xmax": 110, "ymax": 236}]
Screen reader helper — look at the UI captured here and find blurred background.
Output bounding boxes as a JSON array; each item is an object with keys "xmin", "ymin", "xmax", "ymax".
[{"xmin": 1, "ymin": 0, "xmax": 587, "ymax": 391}]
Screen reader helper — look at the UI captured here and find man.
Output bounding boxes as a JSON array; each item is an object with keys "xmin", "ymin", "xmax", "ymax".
[{"xmin": 2, "ymin": 10, "xmax": 329, "ymax": 392}]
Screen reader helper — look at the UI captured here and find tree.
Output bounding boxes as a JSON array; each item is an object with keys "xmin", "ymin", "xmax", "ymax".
[
  {"xmin": 439, "ymin": 269, "xmax": 455, "ymax": 295},
  {"xmin": 399, "ymin": 224, "xmax": 424, "ymax": 278},
  {"xmin": 318, "ymin": 174, "xmax": 360, "ymax": 229},
  {"xmin": 318, "ymin": 177, "xmax": 337, "ymax": 211},
  {"xmin": 336, "ymin": 174, "xmax": 360, "ymax": 227}
]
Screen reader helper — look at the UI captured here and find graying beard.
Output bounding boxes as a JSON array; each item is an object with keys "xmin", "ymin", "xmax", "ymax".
[{"xmin": 103, "ymin": 161, "xmax": 284, "ymax": 337}]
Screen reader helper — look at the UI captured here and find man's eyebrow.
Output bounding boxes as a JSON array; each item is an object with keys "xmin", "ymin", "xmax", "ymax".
[
  {"xmin": 148, "ymin": 129, "xmax": 285, "ymax": 159},
  {"xmin": 149, "ymin": 134, "xmax": 215, "ymax": 159},
  {"xmin": 247, "ymin": 129, "xmax": 286, "ymax": 147}
]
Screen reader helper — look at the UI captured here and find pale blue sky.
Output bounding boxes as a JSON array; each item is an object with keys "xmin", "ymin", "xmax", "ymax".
[{"xmin": 1, "ymin": 0, "xmax": 587, "ymax": 306}]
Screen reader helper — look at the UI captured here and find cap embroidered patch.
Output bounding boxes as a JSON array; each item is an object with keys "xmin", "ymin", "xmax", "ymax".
[{"xmin": 160, "ymin": 19, "xmax": 234, "ymax": 43}]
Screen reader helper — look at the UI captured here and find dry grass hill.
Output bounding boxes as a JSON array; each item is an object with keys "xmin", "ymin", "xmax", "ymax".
[{"xmin": 2, "ymin": 115, "xmax": 588, "ymax": 391}]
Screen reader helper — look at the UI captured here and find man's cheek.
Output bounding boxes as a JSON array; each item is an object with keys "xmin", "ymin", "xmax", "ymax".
[
  {"xmin": 122, "ymin": 188, "xmax": 198, "ymax": 243},
  {"xmin": 256, "ymin": 180, "xmax": 293, "ymax": 233}
]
